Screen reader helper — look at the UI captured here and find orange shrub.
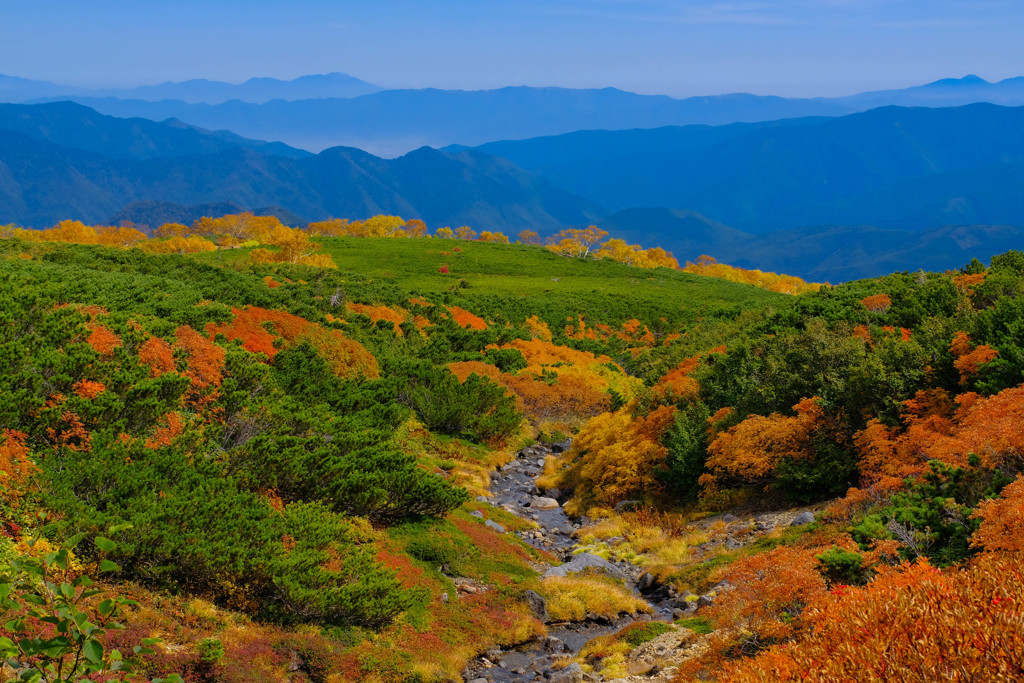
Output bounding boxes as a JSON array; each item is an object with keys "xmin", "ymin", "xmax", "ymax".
[
  {"xmin": 145, "ymin": 412, "xmax": 185, "ymax": 449},
  {"xmin": 702, "ymin": 397, "xmax": 823, "ymax": 491},
  {"xmin": 950, "ymin": 331, "xmax": 999, "ymax": 384},
  {"xmin": 0, "ymin": 430, "xmax": 35, "ymax": 501},
  {"xmin": 346, "ymin": 302, "xmax": 408, "ymax": 334},
  {"xmin": 207, "ymin": 307, "xmax": 378, "ymax": 379},
  {"xmin": 705, "ymin": 545, "xmax": 827, "ymax": 643},
  {"xmin": 860, "ymin": 293, "xmax": 892, "ymax": 313},
  {"xmin": 174, "ymin": 325, "xmax": 226, "ymax": 408},
  {"xmin": 716, "ymin": 554, "xmax": 1024, "ymax": 683},
  {"xmin": 504, "ymin": 371, "xmax": 611, "ymax": 429},
  {"xmin": 448, "ymin": 361, "xmax": 503, "ymax": 384},
  {"xmin": 73, "ymin": 380, "xmax": 106, "ymax": 399},
  {"xmin": 859, "ymin": 384, "xmax": 1024, "ymax": 484},
  {"xmin": 564, "ymin": 405, "xmax": 677, "ymax": 512},
  {"xmin": 448, "ymin": 306, "xmax": 487, "ymax": 330},
  {"xmin": 138, "ymin": 337, "xmax": 176, "ymax": 377},
  {"xmin": 84, "ymin": 323, "xmax": 122, "ymax": 355},
  {"xmin": 972, "ymin": 475, "xmax": 1024, "ymax": 553}
]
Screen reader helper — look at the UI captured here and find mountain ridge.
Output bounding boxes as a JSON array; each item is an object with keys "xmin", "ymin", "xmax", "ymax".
[{"xmin": 9, "ymin": 74, "xmax": 1024, "ymax": 155}]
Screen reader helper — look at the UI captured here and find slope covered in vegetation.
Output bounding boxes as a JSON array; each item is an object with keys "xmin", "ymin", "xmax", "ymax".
[{"xmin": 0, "ymin": 219, "xmax": 1021, "ymax": 682}]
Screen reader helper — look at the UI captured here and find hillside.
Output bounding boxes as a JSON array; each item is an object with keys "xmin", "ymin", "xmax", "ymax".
[
  {"xmin": 0, "ymin": 101, "xmax": 310, "ymax": 160},
  {"xmin": 0, "ymin": 111, "xmax": 602, "ymax": 229},
  {"xmin": 1, "ymin": 225, "xmax": 1022, "ymax": 682},
  {"xmin": 474, "ymin": 102, "xmax": 1024, "ymax": 233}
]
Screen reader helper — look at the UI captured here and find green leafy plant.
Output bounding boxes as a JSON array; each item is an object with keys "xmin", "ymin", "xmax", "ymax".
[{"xmin": 0, "ymin": 522, "xmax": 181, "ymax": 683}]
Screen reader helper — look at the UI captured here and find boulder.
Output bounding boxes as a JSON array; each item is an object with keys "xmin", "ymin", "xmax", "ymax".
[
  {"xmin": 543, "ymin": 553, "xmax": 627, "ymax": 581},
  {"xmin": 524, "ymin": 589, "xmax": 549, "ymax": 621},
  {"xmin": 790, "ymin": 511, "xmax": 816, "ymax": 526},
  {"xmin": 721, "ymin": 513, "xmax": 739, "ymax": 523},
  {"xmin": 613, "ymin": 499, "xmax": 642, "ymax": 513},
  {"xmin": 544, "ymin": 635, "xmax": 568, "ymax": 653},
  {"xmin": 485, "ymin": 520, "xmax": 506, "ymax": 534},
  {"xmin": 530, "ymin": 496, "xmax": 560, "ymax": 510},
  {"xmin": 548, "ymin": 662, "xmax": 583, "ymax": 683},
  {"xmin": 551, "ymin": 439, "xmax": 573, "ymax": 454},
  {"xmin": 470, "ymin": 510, "xmax": 484, "ymax": 519},
  {"xmin": 638, "ymin": 571, "xmax": 659, "ymax": 593}
]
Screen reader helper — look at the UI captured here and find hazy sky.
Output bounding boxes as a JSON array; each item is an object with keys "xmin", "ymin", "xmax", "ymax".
[{"xmin": 3, "ymin": 0, "xmax": 1022, "ymax": 97}]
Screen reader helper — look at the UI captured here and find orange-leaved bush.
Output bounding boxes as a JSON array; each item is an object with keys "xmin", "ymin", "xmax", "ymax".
[
  {"xmin": 138, "ymin": 336, "xmax": 177, "ymax": 377},
  {"xmin": 701, "ymin": 397, "xmax": 823, "ymax": 492},
  {"xmin": 714, "ymin": 554, "xmax": 1024, "ymax": 683},
  {"xmin": 0, "ymin": 430, "xmax": 35, "ymax": 502},
  {"xmin": 971, "ymin": 475, "xmax": 1024, "ymax": 553},
  {"xmin": 950, "ymin": 330, "xmax": 999, "ymax": 384},
  {"xmin": 561, "ymin": 405, "xmax": 677, "ymax": 514}
]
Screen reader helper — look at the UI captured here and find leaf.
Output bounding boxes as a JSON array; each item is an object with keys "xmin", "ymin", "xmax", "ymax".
[
  {"xmin": 62, "ymin": 532, "xmax": 87, "ymax": 550},
  {"xmin": 82, "ymin": 638, "xmax": 103, "ymax": 663},
  {"xmin": 94, "ymin": 536, "xmax": 116, "ymax": 552},
  {"xmin": 99, "ymin": 559, "xmax": 121, "ymax": 573},
  {"xmin": 108, "ymin": 523, "xmax": 134, "ymax": 535}
]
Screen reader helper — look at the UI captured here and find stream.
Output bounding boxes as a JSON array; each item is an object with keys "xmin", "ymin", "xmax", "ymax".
[{"xmin": 462, "ymin": 444, "xmax": 676, "ymax": 683}]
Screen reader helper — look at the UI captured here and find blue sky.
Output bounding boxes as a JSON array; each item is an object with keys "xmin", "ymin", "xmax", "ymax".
[{"xmin": 2, "ymin": 0, "xmax": 1022, "ymax": 96}]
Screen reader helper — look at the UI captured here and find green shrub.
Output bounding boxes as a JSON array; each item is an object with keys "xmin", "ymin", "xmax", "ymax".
[
  {"xmin": 621, "ymin": 621, "xmax": 675, "ymax": 647},
  {"xmin": 676, "ymin": 616, "xmax": 713, "ymax": 635},
  {"xmin": 815, "ymin": 546, "xmax": 869, "ymax": 586}
]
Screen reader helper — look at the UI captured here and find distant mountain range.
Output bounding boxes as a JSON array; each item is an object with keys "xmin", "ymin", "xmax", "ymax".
[
  {"xmin": 0, "ymin": 102, "xmax": 599, "ymax": 230},
  {"xmin": 2, "ymin": 99, "xmax": 1024, "ymax": 281},
  {"xmin": 2, "ymin": 73, "xmax": 1022, "ymax": 155},
  {"xmin": 594, "ymin": 208, "xmax": 1024, "ymax": 282},
  {"xmin": 0, "ymin": 102, "xmax": 309, "ymax": 160},
  {"xmin": 0, "ymin": 72, "xmax": 380, "ymax": 105},
  {"xmin": 472, "ymin": 103, "xmax": 1024, "ymax": 233}
]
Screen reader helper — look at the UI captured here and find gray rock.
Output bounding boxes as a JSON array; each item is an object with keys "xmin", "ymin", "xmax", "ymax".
[
  {"xmin": 544, "ymin": 636, "xmax": 567, "ymax": 653},
  {"xmin": 791, "ymin": 511, "xmax": 816, "ymax": 526},
  {"xmin": 613, "ymin": 499, "xmax": 642, "ymax": 513},
  {"xmin": 475, "ymin": 495, "xmax": 489, "ymax": 502},
  {"xmin": 485, "ymin": 520, "xmax": 506, "ymax": 534},
  {"xmin": 672, "ymin": 608, "xmax": 687, "ymax": 620},
  {"xmin": 524, "ymin": 589, "xmax": 549, "ymax": 621},
  {"xmin": 546, "ymin": 487, "xmax": 562, "ymax": 501},
  {"xmin": 549, "ymin": 662, "xmax": 583, "ymax": 683},
  {"xmin": 530, "ymin": 496, "xmax": 560, "ymax": 510},
  {"xmin": 638, "ymin": 571, "xmax": 659, "ymax": 592},
  {"xmin": 551, "ymin": 439, "xmax": 573, "ymax": 454},
  {"xmin": 470, "ymin": 510, "xmax": 484, "ymax": 519},
  {"xmin": 721, "ymin": 513, "xmax": 739, "ymax": 523},
  {"xmin": 543, "ymin": 553, "xmax": 627, "ymax": 581},
  {"xmin": 725, "ymin": 537, "xmax": 742, "ymax": 550},
  {"xmin": 697, "ymin": 594, "xmax": 715, "ymax": 608},
  {"xmin": 469, "ymin": 679, "xmax": 488, "ymax": 683}
]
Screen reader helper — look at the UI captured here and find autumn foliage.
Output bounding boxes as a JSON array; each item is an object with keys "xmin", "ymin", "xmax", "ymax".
[
  {"xmin": 715, "ymin": 554, "xmax": 1024, "ymax": 682},
  {"xmin": 702, "ymin": 398, "xmax": 824, "ymax": 492},
  {"xmin": 562, "ymin": 405, "xmax": 678, "ymax": 513},
  {"xmin": 207, "ymin": 306, "xmax": 378, "ymax": 379},
  {"xmin": 684, "ymin": 255, "xmax": 821, "ymax": 294},
  {"xmin": 0, "ymin": 430, "xmax": 35, "ymax": 502}
]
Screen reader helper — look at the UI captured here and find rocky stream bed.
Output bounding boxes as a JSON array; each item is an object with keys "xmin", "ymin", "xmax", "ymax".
[{"xmin": 462, "ymin": 444, "xmax": 702, "ymax": 683}]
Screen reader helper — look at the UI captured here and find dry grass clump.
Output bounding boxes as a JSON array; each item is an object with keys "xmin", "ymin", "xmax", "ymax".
[{"xmin": 542, "ymin": 572, "xmax": 652, "ymax": 622}]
